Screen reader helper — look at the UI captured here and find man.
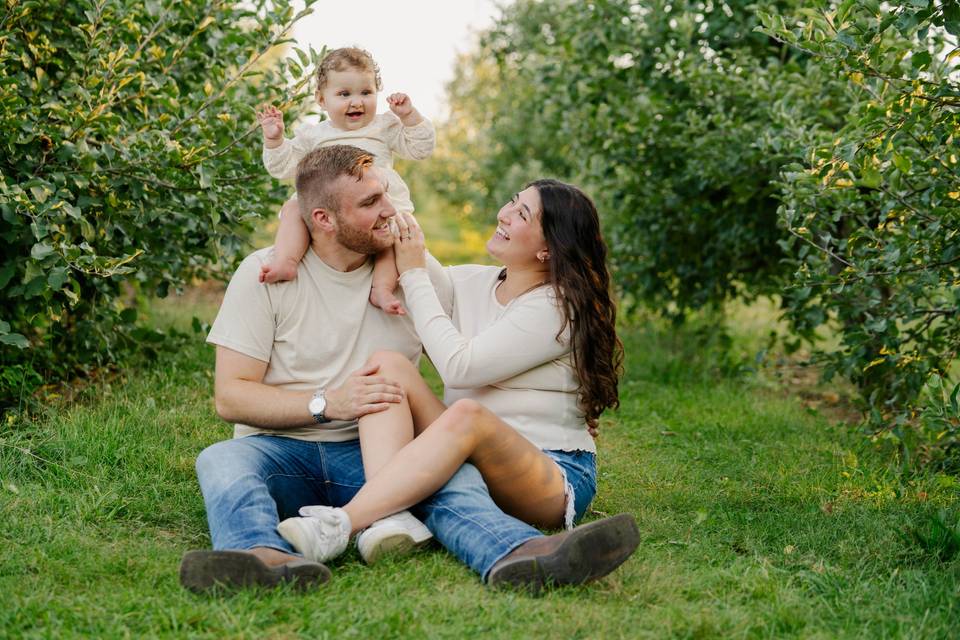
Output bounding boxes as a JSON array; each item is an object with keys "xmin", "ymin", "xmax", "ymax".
[{"xmin": 180, "ymin": 144, "xmax": 639, "ymax": 592}]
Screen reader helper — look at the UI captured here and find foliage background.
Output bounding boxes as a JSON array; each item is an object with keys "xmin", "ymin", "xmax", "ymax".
[
  {"xmin": 0, "ymin": 0, "xmax": 318, "ymax": 408},
  {"xmin": 419, "ymin": 0, "xmax": 960, "ymax": 469},
  {"xmin": 1, "ymin": 0, "xmax": 958, "ymax": 468}
]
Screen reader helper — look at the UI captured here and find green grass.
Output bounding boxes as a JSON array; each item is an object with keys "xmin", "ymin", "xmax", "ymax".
[{"xmin": 2, "ymin": 296, "xmax": 959, "ymax": 638}]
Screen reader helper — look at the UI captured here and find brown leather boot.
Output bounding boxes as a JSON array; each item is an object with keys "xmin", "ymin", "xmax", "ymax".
[
  {"xmin": 487, "ymin": 513, "xmax": 640, "ymax": 592},
  {"xmin": 179, "ymin": 550, "xmax": 331, "ymax": 593}
]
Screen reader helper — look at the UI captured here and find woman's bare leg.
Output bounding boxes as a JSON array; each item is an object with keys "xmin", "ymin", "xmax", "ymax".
[
  {"xmin": 357, "ymin": 351, "xmax": 446, "ymax": 479},
  {"xmin": 346, "ymin": 397, "xmax": 567, "ymax": 533}
]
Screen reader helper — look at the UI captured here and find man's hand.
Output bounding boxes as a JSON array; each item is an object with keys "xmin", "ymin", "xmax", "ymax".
[
  {"xmin": 256, "ymin": 104, "xmax": 285, "ymax": 148},
  {"xmin": 393, "ymin": 212, "xmax": 427, "ymax": 274},
  {"xmin": 323, "ymin": 362, "xmax": 404, "ymax": 421},
  {"xmin": 386, "ymin": 93, "xmax": 423, "ymax": 127}
]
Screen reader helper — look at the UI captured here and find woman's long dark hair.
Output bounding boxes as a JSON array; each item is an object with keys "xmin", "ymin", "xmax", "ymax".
[{"xmin": 530, "ymin": 179, "xmax": 624, "ymax": 428}]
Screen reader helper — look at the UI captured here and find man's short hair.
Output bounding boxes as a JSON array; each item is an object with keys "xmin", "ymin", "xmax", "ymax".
[{"xmin": 295, "ymin": 145, "xmax": 374, "ymax": 227}]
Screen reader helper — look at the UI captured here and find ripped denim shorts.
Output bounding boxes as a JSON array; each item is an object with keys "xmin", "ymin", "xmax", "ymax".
[{"xmin": 543, "ymin": 449, "xmax": 597, "ymax": 529}]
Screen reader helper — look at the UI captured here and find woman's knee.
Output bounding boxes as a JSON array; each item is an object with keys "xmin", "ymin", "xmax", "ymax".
[
  {"xmin": 366, "ymin": 350, "xmax": 418, "ymax": 375},
  {"xmin": 439, "ymin": 399, "xmax": 489, "ymax": 440},
  {"xmin": 447, "ymin": 398, "xmax": 485, "ymax": 420}
]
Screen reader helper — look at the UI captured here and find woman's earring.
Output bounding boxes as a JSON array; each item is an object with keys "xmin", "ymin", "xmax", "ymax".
[{"xmin": 537, "ymin": 251, "xmax": 549, "ymax": 263}]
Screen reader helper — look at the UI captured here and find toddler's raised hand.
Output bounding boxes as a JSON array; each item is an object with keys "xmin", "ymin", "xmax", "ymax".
[
  {"xmin": 256, "ymin": 104, "xmax": 285, "ymax": 142},
  {"xmin": 387, "ymin": 93, "xmax": 415, "ymax": 119}
]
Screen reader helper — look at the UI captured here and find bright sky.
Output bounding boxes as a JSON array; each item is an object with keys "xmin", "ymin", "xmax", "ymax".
[{"xmin": 292, "ymin": 1, "xmax": 507, "ymax": 121}]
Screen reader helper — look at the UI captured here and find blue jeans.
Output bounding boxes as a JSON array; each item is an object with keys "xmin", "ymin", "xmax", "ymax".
[
  {"xmin": 195, "ymin": 435, "xmax": 596, "ymax": 580},
  {"xmin": 195, "ymin": 435, "xmax": 366, "ymax": 553}
]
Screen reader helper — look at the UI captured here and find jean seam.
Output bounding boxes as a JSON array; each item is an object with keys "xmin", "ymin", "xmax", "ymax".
[
  {"xmin": 433, "ymin": 502, "xmax": 515, "ymax": 543},
  {"xmin": 327, "ymin": 481, "xmax": 364, "ymax": 489},
  {"xmin": 262, "ymin": 472, "xmax": 315, "ymax": 482},
  {"xmin": 313, "ymin": 442, "xmax": 329, "ymax": 502}
]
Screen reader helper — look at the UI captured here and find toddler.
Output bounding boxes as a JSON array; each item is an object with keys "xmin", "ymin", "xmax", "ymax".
[{"xmin": 256, "ymin": 47, "xmax": 435, "ymax": 314}]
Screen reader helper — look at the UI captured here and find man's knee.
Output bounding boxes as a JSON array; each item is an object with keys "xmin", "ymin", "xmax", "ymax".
[{"xmin": 195, "ymin": 439, "xmax": 259, "ymax": 489}]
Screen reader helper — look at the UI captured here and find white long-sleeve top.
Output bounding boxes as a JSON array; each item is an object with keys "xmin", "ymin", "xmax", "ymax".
[
  {"xmin": 262, "ymin": 112, "xmax": 435, "ymax": 214},
  {"xmin": 399, "ymin": 264, "xmax": 595, "ymax": 453}
]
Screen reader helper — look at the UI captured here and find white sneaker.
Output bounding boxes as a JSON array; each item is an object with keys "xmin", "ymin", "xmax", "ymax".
[
  {"xmin": 277, "ymin": 506, "xmax": 351, "ymax": 563},
  {"xmin": 356, "ymin": 510, "xmax": 433, "ymax": 564}
]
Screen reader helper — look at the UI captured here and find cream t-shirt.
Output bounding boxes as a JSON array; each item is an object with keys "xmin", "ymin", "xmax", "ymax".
[
  {"xmin": 207, "ymin": 246, "xmax": 449, "ymax": 442},
  {"xmin": 399, "ymin": 265, "xmax": 595, "ymax": 453}
]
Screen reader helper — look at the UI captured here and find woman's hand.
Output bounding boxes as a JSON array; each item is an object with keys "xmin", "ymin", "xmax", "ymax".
[{"xmin": 393, "ymin": 212, "xmax": 426, "ymax": 274}]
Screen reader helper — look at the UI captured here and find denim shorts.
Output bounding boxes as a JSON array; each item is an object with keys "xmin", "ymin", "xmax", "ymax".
[{"xmin": 543, "ymin": 449, "xmax": 597, "ymax": 529}]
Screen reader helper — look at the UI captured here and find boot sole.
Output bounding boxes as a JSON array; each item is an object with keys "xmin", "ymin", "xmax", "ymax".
[
  {"xmin": 488, "ymin": 513, "xmax": 640, "ymax": 592},
  {"xmin": 179, "ymin": 550, "xmax": 331, "ymax": 593}
]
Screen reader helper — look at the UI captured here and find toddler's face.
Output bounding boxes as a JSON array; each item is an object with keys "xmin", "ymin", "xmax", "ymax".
[{"xmin": 317, "ymin": 68, "xmax": 378, "ymax": 131}]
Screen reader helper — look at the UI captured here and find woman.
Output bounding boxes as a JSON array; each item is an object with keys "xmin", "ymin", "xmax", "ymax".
[{"xmin": 279, "ymin": 179, "xmax": 636, "ymax": 587}]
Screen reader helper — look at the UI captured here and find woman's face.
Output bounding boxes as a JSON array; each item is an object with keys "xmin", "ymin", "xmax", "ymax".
[{"xmin": 486, "ymin": 186, "xmax": 547, "ymax": 265}]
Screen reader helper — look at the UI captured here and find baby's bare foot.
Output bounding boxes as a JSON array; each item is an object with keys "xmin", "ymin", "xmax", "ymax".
[
  {"xmin": 259, "ymin": 257, "xmax": 300, "ymax": 283},
  {"xmin": 370, "ymin": 287, "xmax": 405, "ymax": 315}
]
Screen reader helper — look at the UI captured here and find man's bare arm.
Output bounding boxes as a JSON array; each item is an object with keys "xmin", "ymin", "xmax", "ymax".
[
  {"xmin": 214, "ymin": 347, "xmax": 313, "ymax": 428},
  {"xmin": 214, "ymin": 346, "xmax": 405, "ymax": 429}
]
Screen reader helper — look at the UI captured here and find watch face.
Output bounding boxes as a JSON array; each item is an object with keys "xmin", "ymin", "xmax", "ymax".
[{"xmin": 309, "ymin": 395, "xmax": 326, "ymax": 415}]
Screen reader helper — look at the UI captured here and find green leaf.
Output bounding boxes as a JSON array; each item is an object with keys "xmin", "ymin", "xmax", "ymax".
[
  {"xmin": 911, "ymin": 50, "xmax": 932, "ymax": 69},
  {"xmin": 859, "ymin": 167, "xmax": 882, "ymax": 188},
  {"xmin": 30, "ymin": 242, "xmax": 55, "ymax": 260},
  {"xmin": 47, "ymin": 267, "xmax": 68, "ymax": 290},
  {"xmin": 0, "ymin": 333, "xmax": 30, "ymax": 349},
  {"xmin": 198, "ymin": 165, "xmax": 212, "ymax": 189},
  {"xmin": 63, "ymin": 202, "xmax": 82, "ymax": 219},
  {"xmin": 837, "ymin": 0, "xmax": 856, "ymax": 23},
  {"xmin": 835, "ymin": 30, "xmax": 856, "ymax": 49},
  {"xmin": 0, "ymin": 263, "xmax": 15, "ymax": 290},
  {"xmin": 896, "ymin": 10, "xmax": 919, "ymax": 35},
  {"xmin": 893, "ymin": 153, "xmax": 912, "ymax": 174},
  {"xmin": 79, "ymin": 217, "xmax": 95, "ymax": 241},
  {"xmin": 29, "ymin": 185, "xmax": 50, "ymax": 203}
]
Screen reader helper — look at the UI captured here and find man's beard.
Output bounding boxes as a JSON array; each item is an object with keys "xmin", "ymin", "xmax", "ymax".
[{"xmin": 333, "ymin": 216, "xmax": 391, "ymax": 255}]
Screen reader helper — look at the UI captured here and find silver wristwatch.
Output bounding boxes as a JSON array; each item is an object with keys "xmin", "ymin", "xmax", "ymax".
[{"xmin": 308, "ymin": 388, "xmax": 331, "ymax": 423}]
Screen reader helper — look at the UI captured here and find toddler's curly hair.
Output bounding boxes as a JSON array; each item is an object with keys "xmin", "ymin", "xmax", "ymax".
[{"xmin": 315, "ymin": 47, "xmax": 382, "ymax": 93}]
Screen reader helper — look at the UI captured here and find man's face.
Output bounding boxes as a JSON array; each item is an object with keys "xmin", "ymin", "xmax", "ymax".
[{"xmin": 329, "ymin": 167, "xmax": 397, "ymax": 255}]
